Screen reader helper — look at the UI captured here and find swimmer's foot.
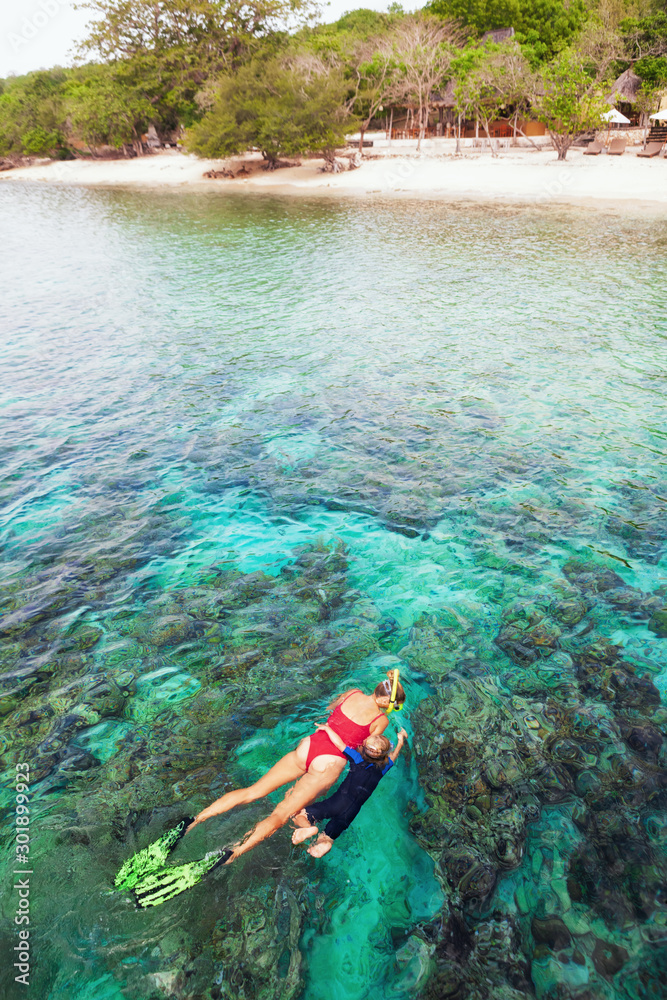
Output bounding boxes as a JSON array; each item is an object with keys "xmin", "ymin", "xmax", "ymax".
[
  {"xmin": 223, "ymin": 841, "xmax": 242, "ymax": 864},
  {"xmin": 308, "ymin": 836, "xmax": 333, "ymax": 859},
  {"xmin": 292, "ymin": 825, "xmax": 319, "ymax": 845},
  {"xmin": 291, "ymin": 809, "xmax": 311, "ymax": 829}
]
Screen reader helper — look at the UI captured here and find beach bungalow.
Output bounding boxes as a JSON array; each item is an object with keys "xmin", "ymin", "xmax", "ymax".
[
  {"xmin": 383, "ymin": 25, "xmax": 546, "ymax": 143},
  {"xmin": 480, "ymin": 27, "xmax": 516, "ymax": 44},
  {"xmin": 386, "ymin": 72, "xmax": 546, "ymax": 141},
  {"xmin": 607, "ymin": 68, "xmax": 667, "ymax": 124},
  {"xmin": 607, "ymin": 68, "xmax": 643, "ymax": 126},
  {"xmin": 604, "ymin": 68, "xmax": 667, "ymax": 147},
  {"xmin": 428, "ymin": 81, "xmax": 532, "ymax": 140}
]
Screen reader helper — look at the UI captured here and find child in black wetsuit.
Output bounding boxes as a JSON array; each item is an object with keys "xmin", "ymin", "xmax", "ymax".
[{"xmin": 291, "ymin": 723, "xmax": 408, "ymax": 857}]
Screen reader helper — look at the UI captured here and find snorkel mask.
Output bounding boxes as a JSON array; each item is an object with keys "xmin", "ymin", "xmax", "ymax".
[{"xmin": 386, "ymin": 668, "xmax": 403, "ymax": 714}]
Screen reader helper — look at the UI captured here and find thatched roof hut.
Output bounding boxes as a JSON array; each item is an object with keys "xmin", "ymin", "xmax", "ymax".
[
  {"xmin": 607, "ymin": 68, "xmax": 643, "ymax": 105},
  {"xmin": 389, "ymin": 79, "xmax": 455, "ymax": 110},
  {"xmin": 481, "ymin": 27, "xmax": 515, "ymax": 44},
  {"xmin": 431, "ymin": 79, "xmax": 456, "ymax": 108}
]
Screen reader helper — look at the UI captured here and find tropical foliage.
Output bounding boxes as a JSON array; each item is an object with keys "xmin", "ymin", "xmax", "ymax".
[
  {"xmin": 0, "ymin": 0, "xmax": 666, "ymax": 161},
  {"xmin": 426, "ymin": 0, "xmax": 590, "ymax": 62},
  {"xmin": 188, "ymin": 55, "xmax": 352, "ymax": 166}
]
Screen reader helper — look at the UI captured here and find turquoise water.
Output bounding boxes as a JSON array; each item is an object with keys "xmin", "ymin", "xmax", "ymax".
[{"xmin": 1, "ymin": 183, "xmax": 667, "ymax": 999}]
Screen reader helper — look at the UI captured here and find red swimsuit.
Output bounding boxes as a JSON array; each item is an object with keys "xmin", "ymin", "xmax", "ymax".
[{"xmin": 305, "ymin": 691, "xmax": 385, "ymax": 769}]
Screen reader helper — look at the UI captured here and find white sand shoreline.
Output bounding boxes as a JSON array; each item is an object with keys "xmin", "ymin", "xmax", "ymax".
[{"xmin": 2, "ymin": 145, "xmax": 667, "ymax": 212}]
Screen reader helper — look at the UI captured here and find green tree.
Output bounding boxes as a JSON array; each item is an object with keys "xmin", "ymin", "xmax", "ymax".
[
  {"xmin": 335, "ymin": 8, "xmax": 394, "ymax": 37},
  {"xmin": 293, "ymin": 9, "xmax": 409, "ymax": 155},
  {"xmin": 531, "ymin": 27, "xmax": 622, "ymax": 159},
  {"xmin": 452, "ymin": 39, "xmax": 534, "ymax": 156},
  {"xmin": 348, "ymin": 43, "xmax": 397, "ymax": 152},
  {"xmin": 387, "ymin": 13, "xmax": 463, "ymax": 150},
  {"xmin": 19, "ymin": 126, "xmax": 64, "ymax": 156},
  {"xmin": 634, "ymin": 53, "xmax": 667, "ymax": 82},
  {"xmin": 65, "ymin": 66, "xmax": 155, "ymax": 152},
  {"xmin": 427, "ymin": 0, "xmax": 518, "ymax": 36},
  {"xmin": 96, "ymin": 51, "xmax": 201, "ymax": 134},
  {"xmin": 187, "ymin": 54, "xmax": 353, "ymax": 168},
  {"xmin": 74, "ymin": 0, "xmax": 317, "ymax": 133},
  {"xmin": 0, "ymin": 69, "xmax": 69, "ymax": 157},
  {"xmin": 533, "ymin": 50, "xmax": 604, "ymax": 159},
  {"xmin": 622, "ymin": 9, "xmax": 667, "ymax": 105},
  {"xmin": 75, "ymin": 0, "xmax": 316, "ymax": 65},
  {"xmin": 297, "ymin": 7, "xmax": 397, "ymax": 64},
  {"xmin": 622, "ymin": 11, "xmax": 667, "ymax": 59},
  {"xmin": 427, "ymin": 0, "xmax": 590, "ymax": 62}
]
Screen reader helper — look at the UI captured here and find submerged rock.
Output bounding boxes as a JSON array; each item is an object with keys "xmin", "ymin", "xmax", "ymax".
[
  {"xmin": 592, "ymin": 938, "xmax": 628, "ymax": 978},
  {"xmin": 531, "ymin": 915, "xmax": 572, "ymax": 951},
  {"xmin": 207, "ymin": 882, "xmax": 304, "ymax": 999},
  {"xmin": 621, "ymin": 720, "xmax": 663, "ymax": 758},
  {"xmin": 60, "ymin": 625, "xmax": 104, "ymax": 652},
  {"xmin": 562, "ymin": 560, "xmax": 626, "ymax": 593},
  {"xmin": 550, "ymin": 597, "xmax": 589, "ymax": 626},
  {"xmin": 648, "ymin": 606, "xmax": 667, "ymax": 637},
  {"xmin": 146, "ymin": 615, "xmax": 194, "ymax": 647}
]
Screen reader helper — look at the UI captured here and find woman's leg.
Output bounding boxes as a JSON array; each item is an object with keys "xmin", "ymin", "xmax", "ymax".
[
  {"xmin": 226, "ymin": 758, "xmax": 345, "ymax": 862},
  {"xmin": 187, "ymin": 746, "xmax": 308, "ymax": 832}
]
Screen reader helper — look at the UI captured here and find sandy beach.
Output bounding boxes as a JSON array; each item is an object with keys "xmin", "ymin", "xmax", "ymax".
[{"xmin": 2, "ymin": 140, "xmax": 666, "ymax": 209}]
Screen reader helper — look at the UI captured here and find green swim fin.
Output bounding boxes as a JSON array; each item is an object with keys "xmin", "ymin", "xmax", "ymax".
[
  {"xmin": 114, "ymin": 815, "xmax": 194, "ymax": 891},
  {"xmin": 132, "ymin": 848, "xmax": 233, "ymax": 908}
]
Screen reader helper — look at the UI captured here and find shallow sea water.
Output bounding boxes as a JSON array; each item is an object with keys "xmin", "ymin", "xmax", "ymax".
[{"xmin": 1, "ymin": 183, "xmax": 667, "ymax": 1000}]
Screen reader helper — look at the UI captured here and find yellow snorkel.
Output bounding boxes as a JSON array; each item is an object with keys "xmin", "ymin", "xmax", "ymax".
[{"xmin": 386, "ymin": 668, "xmax": 402, "ymax": 714}]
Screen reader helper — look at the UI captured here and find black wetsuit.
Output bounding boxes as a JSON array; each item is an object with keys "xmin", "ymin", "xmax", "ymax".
[{"xmin": 304, "ymin": 747, "xmax": 394, "ymax": 840}]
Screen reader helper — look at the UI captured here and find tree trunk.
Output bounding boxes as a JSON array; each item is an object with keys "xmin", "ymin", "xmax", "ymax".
[
  {"xmin": 548, "ymin": 131, "xmax": 570, "ymax": 160},
  {"xmin": 417, "ymin": 103, "xmax": 426, "ymax": 152},
  {"xmin": 481, "ymin": 119, "xmax": 498, "ymax": 158},
  {"xmin": 321, "ymin": 148, "xmax": 341, "ymax": 172},
  {"xmin": 387, "ymin": 107, "xmax": 393, "ymax": 145},
  {"xmin": 512, "ymin": 120, "xmax": 541, "ymax": 152},
  {"xmin": 455, "ymin": 113, "xmax": 461, "ymax": 155},
  {"xmin": 358, "ymin": 127, "xmax": 366, "ymax": 154}
]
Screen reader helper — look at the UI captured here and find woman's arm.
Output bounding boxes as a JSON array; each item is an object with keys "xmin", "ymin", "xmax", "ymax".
[
  {"xmin": 389, "ymin": 728, "xmax": 408, "ymax": 763},
  {"xmin": 316, "ymin": 723, "xmax": 346, "ymax": 753},
  {"xmin": 369, "ymin": 714, "xmax": 389, "ymax": 736}
]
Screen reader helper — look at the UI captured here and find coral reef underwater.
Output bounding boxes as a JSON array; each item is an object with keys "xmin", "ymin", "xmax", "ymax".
[
  {"xmin": 2, "ymin": 188, "xmax": 667, "ymax": 1000},
  {"xmin": 0, "ymin": 536, "xmax": 378, "ymax": 999},
  {"xmin": 3, "ymin": 518, "xmax": 667, "ymax": 999},
  {"xmin": 408, "ymin": 559, "xmax": 667, "ymax": 1000}
]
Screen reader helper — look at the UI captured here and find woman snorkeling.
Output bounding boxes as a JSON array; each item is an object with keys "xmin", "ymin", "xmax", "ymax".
[{"xmin": 185, "ymin": 669, "xmax": 406, "ymax": 862}]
